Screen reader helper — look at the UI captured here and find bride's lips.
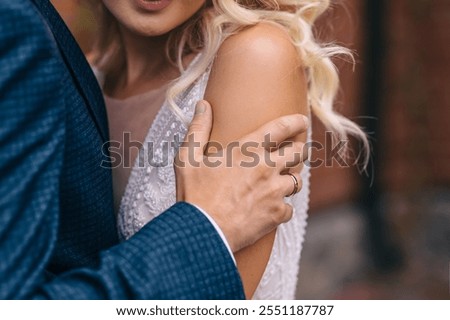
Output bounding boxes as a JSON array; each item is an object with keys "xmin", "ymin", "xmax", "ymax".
[{"xmin": 136, "ymin": 0, "xmax": 172, "ymax": 12}]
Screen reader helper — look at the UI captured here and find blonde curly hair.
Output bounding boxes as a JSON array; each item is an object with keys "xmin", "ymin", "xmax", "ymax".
[{"xmin": 90, "ymin": 0, "xmax": 369, "ymax": 165}]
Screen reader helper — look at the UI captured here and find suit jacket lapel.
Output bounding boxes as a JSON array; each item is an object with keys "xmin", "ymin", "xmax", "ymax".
[{"xmin": 31, "ymin": 0, "xmax": 109, "ymax": 142}]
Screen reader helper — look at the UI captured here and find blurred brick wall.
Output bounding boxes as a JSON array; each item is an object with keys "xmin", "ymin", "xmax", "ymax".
[
  {"xmin": 310, "ymin": 0, "xmax": 365, "ymax": 210},
  {"xmin": 382, "ymin": 0, "xmax": 450, "ymax": 193}
]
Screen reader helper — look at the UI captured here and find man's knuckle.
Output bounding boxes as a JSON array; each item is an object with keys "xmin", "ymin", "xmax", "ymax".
[
  {"xmin": 284, "ymin": 205, "xmax": 294, "ymax": 221},
  {"xmin": 253, "ymin": 161, "xmax": 267, "ymax": 178},
  {"xmin": 189, "ymin": 122, "xmax": 205, "ymax": 133},
  {"xmin": 276, "ymin": 118, "xmax": 291, "ymax": 132},
  {"xmin": 274, "ymin": 202, "xmax": 286, "ymax": 219},
  {"xmin": 268, "ymin": 182, "xmax": 280, "ymax": 196}
]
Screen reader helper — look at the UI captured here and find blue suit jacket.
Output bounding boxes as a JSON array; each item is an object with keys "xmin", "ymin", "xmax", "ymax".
[{"xmin": 0, "ymin": 0, "xmax": 244, "ymax": 299}]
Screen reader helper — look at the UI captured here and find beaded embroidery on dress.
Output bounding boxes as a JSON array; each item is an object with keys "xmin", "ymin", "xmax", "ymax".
[{"xmin": 116, "ymin": 60, "xmax": 311, "ymax": 300}]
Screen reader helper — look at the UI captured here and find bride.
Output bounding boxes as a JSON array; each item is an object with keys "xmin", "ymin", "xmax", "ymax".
[{"xmin": 88, "ymin": 0, "xmax": 369, "ymax": 299}]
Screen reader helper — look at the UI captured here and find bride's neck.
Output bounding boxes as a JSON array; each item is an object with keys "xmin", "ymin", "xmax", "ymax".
[{"xmin": 108, "ymin": 26, "xmax": 179, "ymax": 98}]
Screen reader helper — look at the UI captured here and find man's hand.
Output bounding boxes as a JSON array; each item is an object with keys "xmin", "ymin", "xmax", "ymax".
[{"xmin": 175, "ymin": 100, "xmax": 309, "ymax": 252}]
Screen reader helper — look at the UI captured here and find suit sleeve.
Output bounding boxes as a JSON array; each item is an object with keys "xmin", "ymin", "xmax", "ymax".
[{"xmin": 0, "ymin": 2, "xmax": 244, "ymax": 300}]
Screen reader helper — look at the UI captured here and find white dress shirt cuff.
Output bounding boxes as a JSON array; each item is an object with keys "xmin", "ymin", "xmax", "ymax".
[{"xmin": 192, "ymin": 204, "xmax": 236, "ymax": 265}]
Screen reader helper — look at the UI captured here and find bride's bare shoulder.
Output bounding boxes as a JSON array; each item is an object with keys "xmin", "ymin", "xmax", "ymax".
[
  {"xmin": 204, "ymin": 22, "xmax": 307, "ymax": 142},
  {"xmin": 216, "ymin": 22, "xmax": 301, "ymax": 68}
]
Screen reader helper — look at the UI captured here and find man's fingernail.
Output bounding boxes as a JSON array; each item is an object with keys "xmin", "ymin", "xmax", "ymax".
[
  {"xmin": 302, "ymin": 115, "xmax": 309, "ymax": 128},
  {"xmin": 195, "ymin": 101, "xmax": 207, "ymax": 115}
]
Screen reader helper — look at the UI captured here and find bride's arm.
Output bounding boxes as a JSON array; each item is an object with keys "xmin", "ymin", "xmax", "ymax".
[{"xmin": 203, "ymin": 23, "xmax": 309, "ymax": 299}]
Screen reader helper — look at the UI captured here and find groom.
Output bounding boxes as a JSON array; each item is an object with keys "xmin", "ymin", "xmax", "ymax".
[{"xmin": 0, "ymin": 0, "xmax": 308, "ymax": 299}]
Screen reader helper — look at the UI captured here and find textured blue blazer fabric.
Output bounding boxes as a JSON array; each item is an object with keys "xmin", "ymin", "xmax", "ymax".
[{"xmin": 0, "ymin": 0, "xmax": 244, "ymax": 299}]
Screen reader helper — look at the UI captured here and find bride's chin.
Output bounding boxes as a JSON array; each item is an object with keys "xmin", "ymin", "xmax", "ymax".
[{"xmin": 122, "ymin": 22, "xmax": 174, "ymax": 38}]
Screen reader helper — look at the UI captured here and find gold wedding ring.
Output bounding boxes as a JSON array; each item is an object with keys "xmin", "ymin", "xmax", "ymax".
[{"xmin": 287, "ymin": 173, "xmax": 300, "ymax": 197}]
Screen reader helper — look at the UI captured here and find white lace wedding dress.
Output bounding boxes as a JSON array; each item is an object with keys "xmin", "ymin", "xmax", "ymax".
[{"xmin": 109, "ymin": 60, "xmax": 311, "ymax": 300}]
